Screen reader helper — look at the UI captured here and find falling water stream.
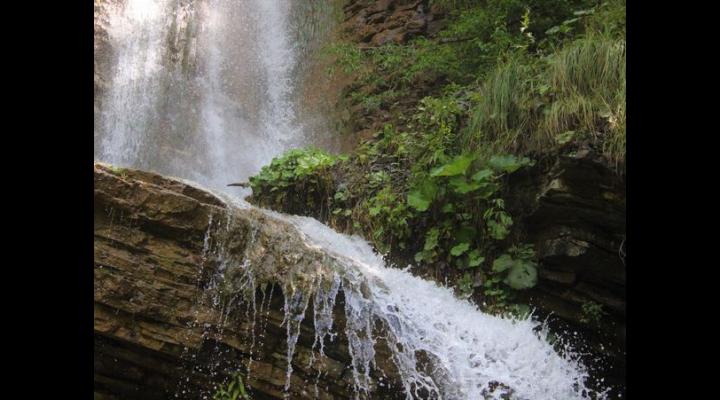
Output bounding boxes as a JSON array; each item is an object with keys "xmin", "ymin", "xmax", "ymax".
[
  {"xmin": 95, "ymin": 0, "xmax": 335, "ymax": 188},
  {"xmin": 94, "ymin": 1, "xmax": 605, "ymax": 398}
]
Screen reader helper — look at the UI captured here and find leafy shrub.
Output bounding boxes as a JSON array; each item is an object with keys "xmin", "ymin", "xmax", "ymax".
[
  {"xmin": 409, "ymin": 154, "xmax": 532, "ymax": 273},
  {"xmin": 249, "ymin": 148, "xmax": 344, "ymax": 219}
]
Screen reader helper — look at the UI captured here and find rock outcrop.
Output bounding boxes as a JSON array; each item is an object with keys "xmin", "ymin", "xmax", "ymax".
[
  {"xmin": 93, "ymin": 163, "xmax": 406, "ymax": 399},
  {"xmin": 341, "ymin": 0, "xmax": 446, "ymax": 46},
  {"xmin": 505, "ymin": 146, "xmax": 626, "ymax": 391}
]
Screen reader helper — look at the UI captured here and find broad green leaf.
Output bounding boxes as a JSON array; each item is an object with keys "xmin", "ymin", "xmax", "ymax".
[
  {"xmin": 423, "ymin": 228, "xmax": 440, "ymax": 251},
  {"xmin": 488, "ymin": 155, "xmax": 532, "ymax": 173},
  {"xmin": 504, "ymin": 261, "xmax": 538, "ymax": 290},
  {"xmin": 492, "ymin": 254, "xmax": 515, "ymax": 273},
  {"xmin": 407, "ymin": 180, "xmax": 438, "ymax": 211},
  {"xmin": 415, "ymin": 251, "xmax": 426, "ymax": 262},
  {"xmin": 441, "ymin": 203, "xmax": 455, "ymax": 213},
  {"xmin": 476, "ymin": 183, "xmax": 498, "ymax": 199},
  {"xmin": 471, "ymin": 169, "xmax": 494, "ymax": 182},
  {"xmin": 450, "ymin": 242, "xmax": 470, "ymax": 256},
  {"xmin": 430, "ymin": 154, "xmax": 476, "ymax": 177},
  {"xmin": 407, "ymin": 190, "xmax": 431, "ymax": 211},
  {"xmin": 449, "ymin": 176, "xmax": 484, "ymax": 194},
  {"xmin": 487, "ymin": 219, "xmax": 511, "ymax": 240},
  {"xmin": 468, "ymin": 250, "xmax": 485, "ymax": 267}
]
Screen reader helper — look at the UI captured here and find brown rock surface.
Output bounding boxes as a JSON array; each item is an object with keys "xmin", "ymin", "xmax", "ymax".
[
  {"xmin": 341, "ymin": 0, "xmax": 440, "ymax": 46},
  {"xmin": 94, "ymin": 163, "xmax": 405, "ymax": 399}
]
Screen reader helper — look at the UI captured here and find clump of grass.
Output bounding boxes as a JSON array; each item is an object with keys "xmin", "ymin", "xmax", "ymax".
[
  {"xmin": 543, "ymin": 32, "xmax": 625, "ymax": 163},
  {"xmin": 464, "ymin": 55, "xmax": 539, "ymax": 156},
  {"xmin": 464, "ymin": 31, "xmax": 625, "ymax": 165}
]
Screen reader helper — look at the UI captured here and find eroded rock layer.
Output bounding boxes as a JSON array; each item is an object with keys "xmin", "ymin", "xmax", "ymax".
[{"xmin": 94, "ymin": 163, "xmax": 405, "ymax": 399}]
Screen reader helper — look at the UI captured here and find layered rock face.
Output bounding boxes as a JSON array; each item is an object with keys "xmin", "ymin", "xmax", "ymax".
[
  {"xmin": 93, "ymin": 164, "xmax": 406, "ymax": 399},
  {"xmin": 341, "ymin": 0, "xmax": 446, "ymax": 46},
  {"xmin": 505, "ymin": 147, "xmax": 625, "ymax": 391}
]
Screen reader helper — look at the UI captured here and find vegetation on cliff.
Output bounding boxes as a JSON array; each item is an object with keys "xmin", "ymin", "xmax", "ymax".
[{"xmin": 250, "ymin": 0, "xmax": 625, "ymax": 315}]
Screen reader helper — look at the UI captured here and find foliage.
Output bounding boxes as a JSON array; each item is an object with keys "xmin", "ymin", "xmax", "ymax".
[
  {"xmin": 544, "ymin": 32, "xmax": 625, "ymax": 164},
  {"xmin": 580, "ymin": 301, "xmax": 606, "ymax": 326},
  {"xmin": 213, "ymin": 373, "xmax": 250, "ymax": 400},
  {"xmin": 249, "ymin": 148, "xmax": 344, "ymax": 219},
  {"xmin": 107, "ymin": 165, "xmax": 129, "ymax": 179},
  {"xmin": 251, "ymin": 0, "xmax": 624, "ymax": 314},
  {"xmin": 323, "ymin": 42, "xmax": 364, "ymax": 76},
  {"xmin": 464, "ymin": 30, "xmax": 625, "ymax": 162},
  {"xmin": 491, "ymin": 244, "xmax": 538, "ymax": 290}
]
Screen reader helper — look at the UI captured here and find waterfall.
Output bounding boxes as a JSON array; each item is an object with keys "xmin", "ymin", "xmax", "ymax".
[
  {"xmin": 284, "ymin": 214, "xmax": 604, "ymax": 400},
  {"xmin": 95, "ymin": 1, "xmax": 606, "ymax": 398},
  {"xmin": 185, "ymin": 189, "xmax": 606, "ymax": 400},
  {"xmin": 95, "ymin": 0, "xmax": 326, "ymax": 189}
]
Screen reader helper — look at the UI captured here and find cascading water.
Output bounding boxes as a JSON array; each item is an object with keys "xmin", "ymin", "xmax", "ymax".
[
  {"xmin": 95, "ymin": 0, "xmax": 331, "ymax": 189},
  {"xmin": 284, "ymin": 214, "xmax": 604, "ymax": 400},
  {"xmin": 95, "ymin": 1, "xmax": 606, "ymax": 398},
  {"xmin": 176, "ymin": 190, "xmax": 606, "ymax": 399}
]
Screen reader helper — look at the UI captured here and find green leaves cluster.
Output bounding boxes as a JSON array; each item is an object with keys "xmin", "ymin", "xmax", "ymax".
[
  {"xmin": 213, "ymin": 373, "xmax": 250, "ymax": 400},
  {"xmin": 491, "ymin": 244, "xmax": 538, "ymax": 290},
  {"xmin": 250, "ymin": 0, "xmax": 624, "ymax": 315},
  {"xmin": 409, "ymin": 153, "xmax": 533, "ymax": 278},
  {"xmin": 249, "ymin": 148, "xmax": 344, "ymax": 219},
  {"xmin": 250, "ymin": 148, "xmax": 338, "ymax": 189}
]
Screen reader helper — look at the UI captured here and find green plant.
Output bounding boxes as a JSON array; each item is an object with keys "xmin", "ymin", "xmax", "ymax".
[
  {"xmin": 580, "ymin": 301, "xmax": 606, "ymax": 325},
  {"xmin": 213, "ymin": 372, "xmax": 250, "ymax": 400},
  {"xmin": 408, "ymin": 153, "xmax": 533, "ymax": 277},
  {"xmin": 543, "ymin": 32, "xmax": 625, "ymax": 164},
  {"xmin": 463, "ymin": 29, "xmax": 625, "ymax": 163},
  {"xmin": 249, "ymin": 148, "xmax": 344, "ymax": 219},
  {"xmin": 362, "ymin": 186, "xmax": 414, "ymax": 252},
  {"xmin": 323, "ymin": 42, "xmax": 364, "ymax": 76},
  {"xmin": 491, "ymin": 244, "xmax": 538, "ymax": 290},
  {"xmin": 456, "ymin": 272, "xmax": 475, "ymax": 298},
  {"xmin": 107, "ymin": 165, "xmax": 129, "ymax": 179},
  {"xmin": 248, "ymin": 0, "xmax": 624, "ymax": 314}
]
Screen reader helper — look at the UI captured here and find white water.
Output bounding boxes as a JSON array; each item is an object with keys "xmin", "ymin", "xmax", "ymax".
[
  {"xmin": 185, "ymin": 188, "xmax": 604, "ymax": 399},
  {"xmin": 95, "ymin": 1, "xmax": 604, "ymax": 398},
  {"xmin": 283, "ymin": 213, "xmax": 602, "ymax": 400},
  {"xmin": 96, "ymin": 0, "xmax": 320, "ymax": 189}
]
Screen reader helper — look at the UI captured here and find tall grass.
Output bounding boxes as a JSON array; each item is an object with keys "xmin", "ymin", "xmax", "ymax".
[
  {"xmin": 544, "ymin": 33, "xmax": 626, "ymax": 164},
  {"xmin": 464, "ymin": 31, "xmax": 625, "ymax": 165},
  {"xmin": 464, "ymin": 55, "xmax": 538, "ymax": 156}
]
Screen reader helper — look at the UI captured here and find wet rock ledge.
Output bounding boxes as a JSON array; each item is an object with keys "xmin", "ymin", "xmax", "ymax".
[{"xmin": 93, "ymin": 163, "xmax": 405, "ymax": 400}]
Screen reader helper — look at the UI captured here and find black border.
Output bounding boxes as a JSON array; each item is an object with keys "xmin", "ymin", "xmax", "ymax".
[{"xmin": 10, "ymin": 0, "xmax": 691, "ymax": 396}]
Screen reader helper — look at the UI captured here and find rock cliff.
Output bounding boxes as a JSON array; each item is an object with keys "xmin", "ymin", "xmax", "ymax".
[{"xmin": 94, "ymin": 163, "xmax": 406, "ymax": 399}]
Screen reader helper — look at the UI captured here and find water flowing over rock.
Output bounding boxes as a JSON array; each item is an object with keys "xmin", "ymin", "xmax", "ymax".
[
  {"xmin": 94, "ymin": 163, "xmax": 604, "ymax": 399},
  {"xmin": 94, "ymin": 0, "xmax": 342, "ymax": 188}
]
